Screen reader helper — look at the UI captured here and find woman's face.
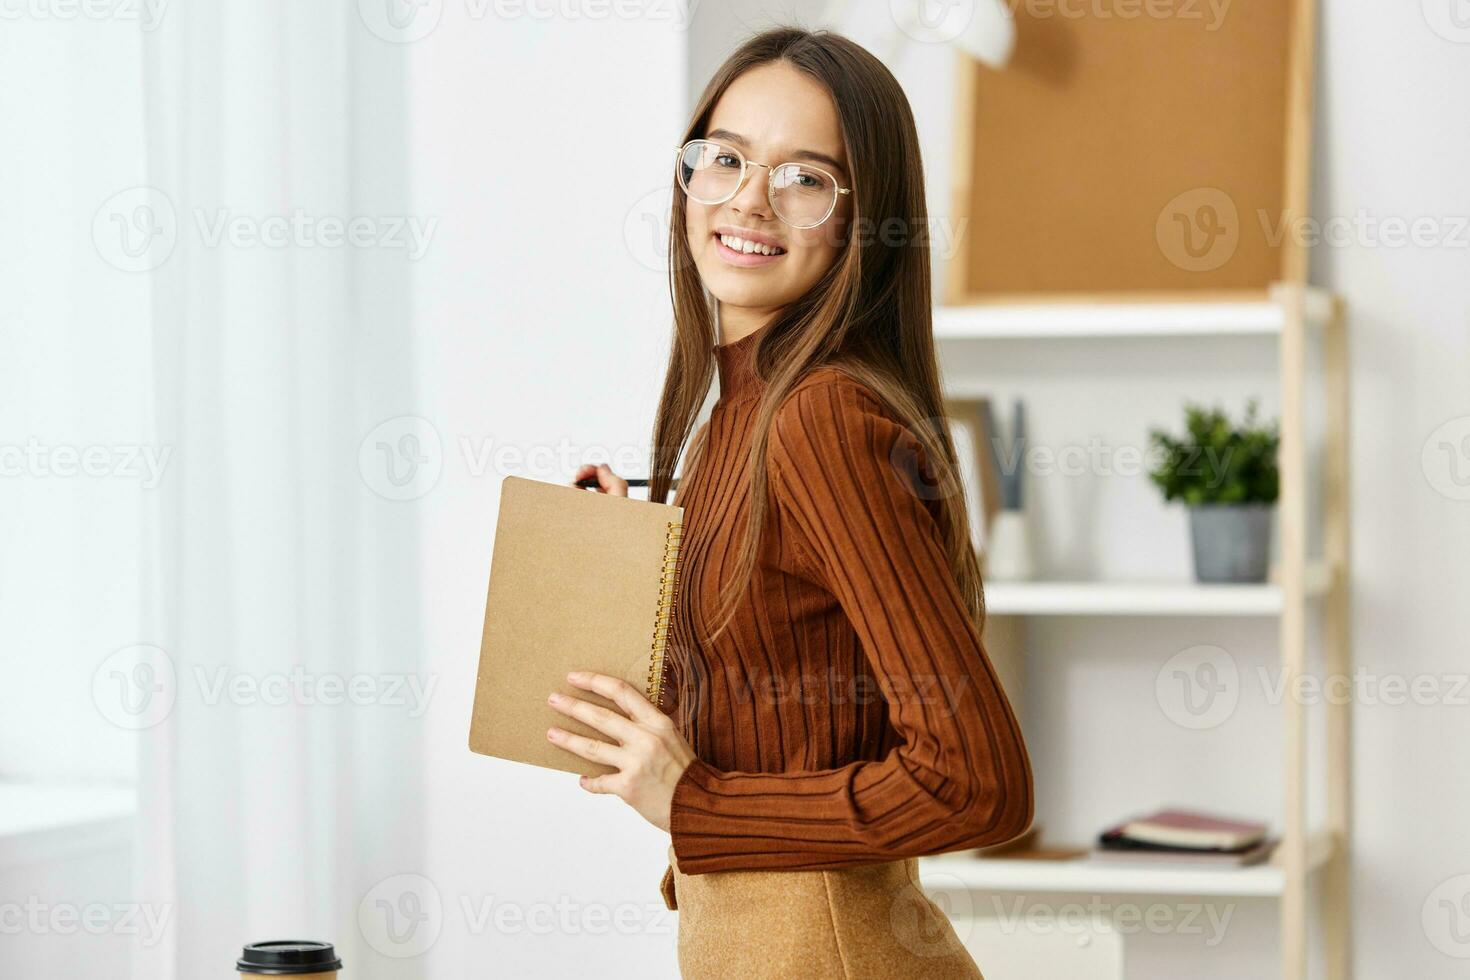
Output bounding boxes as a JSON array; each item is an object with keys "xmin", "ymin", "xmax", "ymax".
[{"xmin": 684, "ymin": 61, "xmax": 852, "ymax": 322}]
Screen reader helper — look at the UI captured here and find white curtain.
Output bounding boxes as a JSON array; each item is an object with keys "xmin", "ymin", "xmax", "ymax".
[
  {"xmin": 134, "ymin": 5, "xmax": 425, "ymax": 978},
  {"xmin": 5, "ymin": 4, "xmax": 687, "ymax": 977}
]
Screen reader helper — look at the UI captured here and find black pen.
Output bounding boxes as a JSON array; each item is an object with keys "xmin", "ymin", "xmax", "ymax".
[{"xmin": 574, "ymin": 476, "xmax": 680, "ymax": 489}]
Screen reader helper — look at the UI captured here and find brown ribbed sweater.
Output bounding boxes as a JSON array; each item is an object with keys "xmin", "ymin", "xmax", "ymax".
[{"xmin": 662, "ymin": 323, "xmax": 1034, "ymax": 878}]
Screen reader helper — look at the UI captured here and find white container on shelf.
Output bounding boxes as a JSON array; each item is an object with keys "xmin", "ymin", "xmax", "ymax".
[{"xmin": 982, "ymin": 508, "xmax": 1034, "ymax": 581}]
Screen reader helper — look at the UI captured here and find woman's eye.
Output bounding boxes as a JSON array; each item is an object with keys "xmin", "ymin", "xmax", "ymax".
[
  {"xmin": 796, "ymin": 171, "xmax": 829, "ymax": 191},
  {"xmin": 714, "ymin": 154, "xmax": 741, "ymax": 169}
]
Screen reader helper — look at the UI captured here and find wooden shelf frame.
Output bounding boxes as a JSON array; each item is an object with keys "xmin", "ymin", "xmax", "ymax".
[{"xmin": 930, "ymin": 281, "xmax": 1351, "ymax": 980}]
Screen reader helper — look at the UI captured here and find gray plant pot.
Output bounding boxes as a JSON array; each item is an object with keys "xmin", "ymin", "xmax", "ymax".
[{"xmin": 1188, "ymin": 503, "xmax": 1274, "ymax": 583}]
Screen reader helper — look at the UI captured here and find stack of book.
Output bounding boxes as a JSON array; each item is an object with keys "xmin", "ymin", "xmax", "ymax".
[{"xmin": 1089, "ymin": 808, "xmax": 1277, "ymax": 868}]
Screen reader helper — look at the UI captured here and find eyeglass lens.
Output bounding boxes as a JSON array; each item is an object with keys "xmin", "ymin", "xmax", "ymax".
[{"xmin": 677, "ymin": 140, "xmax": 838, "ymax": 229}]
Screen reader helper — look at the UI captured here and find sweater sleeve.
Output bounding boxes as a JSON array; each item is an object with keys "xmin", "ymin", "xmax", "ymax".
[{"xmin": 667, "ymin": 378, "xmax": 1034, "ymax": 873}]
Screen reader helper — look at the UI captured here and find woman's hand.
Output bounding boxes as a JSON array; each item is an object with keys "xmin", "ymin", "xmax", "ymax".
[
  {"xmin": 571, "ymin": 463, "xmax": 628, "ymax": 496},
  {"xmin": 546, "ymin": 670, "xmax": 694, "ymax": 833}
]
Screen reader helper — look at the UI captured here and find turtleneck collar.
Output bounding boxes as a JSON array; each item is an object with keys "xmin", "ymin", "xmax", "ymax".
[{"xmin": 714, "ymin": 322, "xmax": 772, "ymax": 405}]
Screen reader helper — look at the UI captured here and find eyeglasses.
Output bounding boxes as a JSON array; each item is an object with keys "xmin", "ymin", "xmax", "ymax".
[{"xmin": 674, "ymin": 138, "xmax": 852, "ymax": 230}]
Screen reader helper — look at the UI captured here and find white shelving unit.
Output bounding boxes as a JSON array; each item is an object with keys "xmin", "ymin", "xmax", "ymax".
[
  {"xmin": 922, "ymin": 827, "xmax": 1337, "ymax": 899},
  {"xmin": 920, "ymin": 283, "xmax": 1352, "ymax": 980},
  {"xmin": 934, "ymin": 291, "xmax": 1336, "ymax": 340},
  {"xmin": 983, "ymin": 566, "xmax": 1328, "ymax": 618}
]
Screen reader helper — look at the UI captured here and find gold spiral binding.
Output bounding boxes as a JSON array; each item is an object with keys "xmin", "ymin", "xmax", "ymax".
[{"xmin": 646, "ymin": 519, "xmax": 683, "ymax": 708}]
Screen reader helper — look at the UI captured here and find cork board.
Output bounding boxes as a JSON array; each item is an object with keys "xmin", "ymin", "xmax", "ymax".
[{"xmin": 950, "ymin": 2, "xmax": 1311, "ymax": 298}]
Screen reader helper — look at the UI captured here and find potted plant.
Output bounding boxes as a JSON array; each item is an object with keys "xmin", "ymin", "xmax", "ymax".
[{"xmin": 1148, "ymin": 400, "xmax": 1280, "ymax": 583}]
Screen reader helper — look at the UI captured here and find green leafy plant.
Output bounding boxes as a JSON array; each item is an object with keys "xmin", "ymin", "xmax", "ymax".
[{"xmin": 1148, "ymin": 400, "xmax": 1279, "ymax": 505}]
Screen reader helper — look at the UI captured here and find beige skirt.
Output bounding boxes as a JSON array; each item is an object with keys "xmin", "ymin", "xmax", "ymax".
[{"xmin": 661, "ymin": 844, "xmax": 984, "ymax": 979}]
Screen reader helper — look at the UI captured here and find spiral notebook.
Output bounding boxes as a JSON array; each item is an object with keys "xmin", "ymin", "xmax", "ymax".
[{"xmin": 468, "ymin": 475, "xmax": 684, "ymax": 777}]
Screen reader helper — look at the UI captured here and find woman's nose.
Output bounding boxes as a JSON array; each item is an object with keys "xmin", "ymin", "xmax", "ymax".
[{"xmin": 729, "ymin": 163, "xmax": 773, "ymax": 219}]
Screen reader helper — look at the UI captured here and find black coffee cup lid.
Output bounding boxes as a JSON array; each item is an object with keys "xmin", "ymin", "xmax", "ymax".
[{"xmin": 237, "ymin": 940, "xmax": 342, "ymax": 975}]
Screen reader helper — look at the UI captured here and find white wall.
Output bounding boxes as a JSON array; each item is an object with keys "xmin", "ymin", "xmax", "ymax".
[
  {"xmin": 407, "ymin": 9, "xmax": 688, "ymax": 978},
  {"xmin": 0, "ymin": 17, "xmax": 150, "ymax": 785},
  {"xmin": 687, "ymin": 3, "xmax": 1470, "ymax": 978},
  {"xmin": 1313, "ymin": 4, "xmax": 1470, "ymax": 978},
  {"xmin": 0, "ymin": 20, "xmax": 151, "ymax": 980}
]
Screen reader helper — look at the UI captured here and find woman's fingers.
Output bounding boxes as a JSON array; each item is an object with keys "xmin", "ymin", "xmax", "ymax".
[
  {"xmin": 547, "ymin": 670, "xmax": 695, "ymax": 830},
  {"xmin": 546, "ymin": 689, "xmax": 642, "ymax": 745},
  {"xmin": 565, "ymin": 671, "xmax": 665, "ymax": 727},
  {"xmin": 595, "ymin": 463, "xmax": 629, "ymax": 496},
  {"xmin": 545, "ymin": 726, "xmax": 629, "ymax": 769},
  {"xmin": 570, "ymin": 462, "xmax": 628, "ymax": 497},
  {"xmin": 578, "ymin": 773, "xmax": 619, "ymax": 795}
]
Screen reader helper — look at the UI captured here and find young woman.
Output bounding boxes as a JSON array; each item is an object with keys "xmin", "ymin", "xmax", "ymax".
[{"xmin": 556, "ymin": 27, "xmax": 1033, "ymax": 978}]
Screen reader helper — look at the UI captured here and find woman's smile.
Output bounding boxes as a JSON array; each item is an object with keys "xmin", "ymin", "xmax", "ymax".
[{"xmin": 712, "ymin": 225, "xmax": 788, "ymax": 266}]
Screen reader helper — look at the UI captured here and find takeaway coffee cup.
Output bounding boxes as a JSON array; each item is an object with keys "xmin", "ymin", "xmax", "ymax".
[{"xmin": 237, "ymin": 940, "xmax": 343, "ymax": 977}]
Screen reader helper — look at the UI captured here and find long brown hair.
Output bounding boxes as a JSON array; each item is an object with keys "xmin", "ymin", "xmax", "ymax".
[{"xmin": 648, "ymin": 26, "xmax": 985, "ymax": 645}]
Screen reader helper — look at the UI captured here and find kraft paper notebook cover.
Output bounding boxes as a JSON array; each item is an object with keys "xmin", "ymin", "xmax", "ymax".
[{"xmin": 468, "ymin": 475, "xmax": 683, "ymax": 777}]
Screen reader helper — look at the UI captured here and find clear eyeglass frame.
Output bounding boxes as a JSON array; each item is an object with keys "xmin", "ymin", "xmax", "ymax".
[{"xmin": 673, "ymin": 138, "xmax": 852, "ymax": 230}]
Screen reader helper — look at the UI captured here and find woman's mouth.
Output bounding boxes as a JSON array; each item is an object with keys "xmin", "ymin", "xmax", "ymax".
[{"xmin": 714, "ymin": 232, "xmax": 787, "ymax": 267}]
